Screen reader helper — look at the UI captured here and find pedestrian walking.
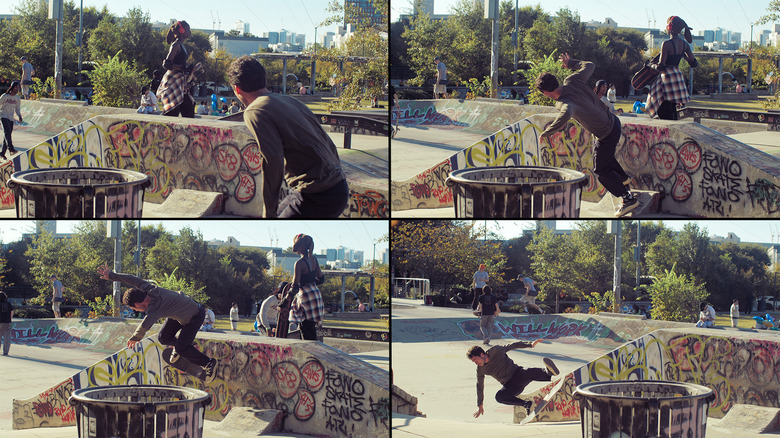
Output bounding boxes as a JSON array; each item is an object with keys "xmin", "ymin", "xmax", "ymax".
[
  {"xmin": 229, "ymin": 303, "xmax": 239, "ymax": 330},
  {"xmin": 476, "ymin": 286, "xmax": 499, "ymax": 345},
  {"xmin": 0, "ymin": 291, "xmax": 13, "ymax": 356},
  {"xmin": 51, "ymin": 274, "xmax": 64, "ymax": 318}
]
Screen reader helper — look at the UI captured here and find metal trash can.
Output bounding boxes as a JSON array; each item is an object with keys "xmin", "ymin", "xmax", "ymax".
[
  {"xmin": 8, "ymin": 167, "xmax": 151, "ymax": 218},
  {"xmin": 68, "ymin": 385, "xmax": 211, "ymax": 438},
  {"xmin": 573, "ymin": 380, "xmax": 715, "ymax": 438},
  {"xmin": 446, "ymin": 166, "xmax": 587, "ymax": 218}
]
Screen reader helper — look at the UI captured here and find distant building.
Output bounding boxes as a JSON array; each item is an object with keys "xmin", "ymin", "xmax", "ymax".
[
  {"xmin": 270, "ymin": 253, "xmax": 328, "ymax": 274},
  {"xmin": 382, "ymin": 248, "xmax": 389, "ymax": 265},
  {"xmin": 326, "ymin": 248, "xmax": 338, "ymax": 261},
  {"xmin": 345, "ymin": 0, "xmax": 385, "ymax": 29},
  {"xmin": 209, "ymin": 33, "xmax": 269, "ymax": 57},
  {"xmin": 207, "ymin": 236, "xmax": 240, "ymax": 248},
  {"xmin": 235, "ymin": 20, "xmax": 250, "ymax": 36},
  {"xmin": 584, "ymin": 17, "xmax": 618, "ymax": 30}
]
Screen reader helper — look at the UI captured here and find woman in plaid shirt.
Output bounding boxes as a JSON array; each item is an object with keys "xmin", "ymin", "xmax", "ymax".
[
  {"xmin": 646, "ymin": 16, "xmax": 698, "ymax": 120},
  {"xmin": 289, "ymin": 234, "xmax": 325, "ymax": 340}
]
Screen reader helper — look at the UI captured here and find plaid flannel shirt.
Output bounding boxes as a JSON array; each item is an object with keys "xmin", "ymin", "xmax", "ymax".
[
  {"xmin": 289, "ymin": 283, "xmax": 324, "ymax": 323},
  {"xmin": 157, "ymin": 70, "xmax": 188, "ymax": 112},
  {"xmin": 646, "ymin": 66, "xmax": 690, "ymax": 118}
]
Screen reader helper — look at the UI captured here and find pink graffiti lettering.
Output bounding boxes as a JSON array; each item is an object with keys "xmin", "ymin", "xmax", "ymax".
[
  {"xmin": 235, "ymin": 172, "xmax": 256, "ymax": 203},
  {"xmin": 241, "ymin": 143, "xmax": 263, "ymax": 174}
]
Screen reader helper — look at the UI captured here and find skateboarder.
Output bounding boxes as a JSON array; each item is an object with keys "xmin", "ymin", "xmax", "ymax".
[
  {"xmin": 467, "ymin": 340, "xmax": 559, "ymax": 418},
  {"xmin": 433, "ymin": 56, "xmax": 447, "ymax": 99},
  {"xmin": 535, "ymin": 53, "xmax": 638, "ymax": 216},
  {"xmin": 97, "ymin": 264, "xmax": 218, "ymax": 382},
  {"xmin": 518, "ymin": 274, "xmax": 544, "ymax": 314}
]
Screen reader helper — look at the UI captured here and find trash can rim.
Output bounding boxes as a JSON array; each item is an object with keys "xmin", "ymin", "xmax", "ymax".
[
  {"xmin": 574, "ymin": 380, "xmax": 713, "ymax": 401},
  {"xmin": 448, "ymin": 165, "xmax": 587, "ymax": 186},
  {"xmin": 69, "ymin": 384, "xmax": 211, "ymax": 406},
  {"xmin": 9, "ymin": 167, "xmax": 149, "ymax": 188}
]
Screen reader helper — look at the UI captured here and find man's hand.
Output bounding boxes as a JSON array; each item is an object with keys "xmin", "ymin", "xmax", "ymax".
[
  {"xmin": 127, "ymin": 339, "xmax": 138, "ymax": 349},
  {"xmin": 559, "ymin": 53, "xmax": 572, "ymax": 69},
  {"xmin": 473, "ymin": 405, "xmax": 484, "ymax": 418},
  {"xmin": 97, "ymin": 264, "xmax": 112, "ymax": 280},
  {"xmin": 531, "ymin": 339, "xmax": 543, "ymax": 348}
]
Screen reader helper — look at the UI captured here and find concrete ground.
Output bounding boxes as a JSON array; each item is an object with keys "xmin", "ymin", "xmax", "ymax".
[
  {"xmin": 391, "ymin": 298, "xmax": 780, "ymax": 438},
  {"xmin": 0, "ymin": 326, "xmax": 388, "ymax": 437}
]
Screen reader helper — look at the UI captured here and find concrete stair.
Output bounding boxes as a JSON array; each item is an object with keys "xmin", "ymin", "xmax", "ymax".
[
  {"xmin": 206, "ymin": 408, "xmax": 284, "ymax": 437},
  {"xmin": 143, "ymin": 189, "xmax": 225, "ymax": 217},
  {"xmin": 712, "ymin": 404, "xmax": 780, "ymax": 433}
]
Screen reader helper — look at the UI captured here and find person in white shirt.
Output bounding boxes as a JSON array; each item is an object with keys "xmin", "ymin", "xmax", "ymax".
[
  {"xmin": 0, "ymin": 81, "xmax": 22, "ymax": 160},
  {"xmin": 137, "ymin": 86, "xmax": 158, "ymax": 114},
  {"xmin": 696, "ymin": 302, "xmax": 716, "ymax": 328},
  {"xmin": 200, "ymin": 307, "xmax": 215, "ymax": 331},
  {"xmin": 229, "ymin": 303, "xmax": 239, "ymax": 330},
  {"xmin": 729, "ymin": 299, "xmax": 739, "ymax": 328},
  {"xmin": 595, "ymin": 80, "xmax": 623, "ymax": 115},
  {"xmin": 257, "ymin": 293, "xmax": 280, "ymax": 335},
  {"xmin": 607, "ymin": 83, "xmax": 617, "ymax": 104}
]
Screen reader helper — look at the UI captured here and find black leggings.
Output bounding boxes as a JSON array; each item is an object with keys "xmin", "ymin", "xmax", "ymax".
[
  {"xmin": 163, "ymin": 95, "xmax": 195, "ymax": 118},
  {"xmin": 495, "ymin": 366, "xmax": 552, "ymax": 405},
  {"xmin": 657, "ymin": 101, "xmax": 679, "ymax": 120},
  {"xmin": 1, "ymin": 117, "xmax": 13, "ymax": 152},
  {"xmin": 158, "ymin": 305, "xmax": 210, "ymax": 366},
  {"xmin": 300, "ymin": 319, "xmax": 318, "ymax": 341}
]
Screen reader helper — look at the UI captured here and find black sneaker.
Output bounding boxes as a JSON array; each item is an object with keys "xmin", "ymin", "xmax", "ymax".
[
  {"xmin": 522, "ymin": 399, "xmax": 533, "ymax": 415},
  {"xmin": 8, "ymin": 147, "xmax": 16, "ymax": 154},
  {"xmin": 543, "ymin": 357, "xmax": 559, "ymax": 377},
  {"xmin": 615, "ymin": 194, "xmax": 639, "ymax": 217},
  {"xmin": 203, "ymin": 358, "xmax": 218, "ymax": 383}
]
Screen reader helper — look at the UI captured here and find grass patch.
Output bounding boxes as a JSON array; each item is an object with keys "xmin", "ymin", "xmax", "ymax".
[{"xmin": 615, "ymin": 96, "xmax": 767, "ymax": 114}]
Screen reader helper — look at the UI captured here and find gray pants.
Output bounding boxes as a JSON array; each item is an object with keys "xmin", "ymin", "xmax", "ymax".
[
  {"xmin": 480, "ymin": 315, "xmax": 495, "ymax": 342},
  {"xmin": 0, "ymin": 322, "xmax": 11, "ymax": 355}
]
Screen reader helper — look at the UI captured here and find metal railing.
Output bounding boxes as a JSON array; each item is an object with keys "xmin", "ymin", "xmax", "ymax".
[{"xmin": 678, "ymin": 106, "xmax": 780, "ymax": 131}]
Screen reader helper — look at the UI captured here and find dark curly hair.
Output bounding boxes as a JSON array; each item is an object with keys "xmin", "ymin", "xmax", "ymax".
[
  {"xmin": 467, "ymin": 345, "xmax": 486, "ymax": 359},
  {"xmin": 227, "ymin": 56, "xmax": 267, "ymax": 92},
  {"xmin": 535, "ymin": 73, "xmax": 559, "ymax": 93},
  {"xmin": 122, "ymin": 288, "xmax": 148, "ymax": 307}
]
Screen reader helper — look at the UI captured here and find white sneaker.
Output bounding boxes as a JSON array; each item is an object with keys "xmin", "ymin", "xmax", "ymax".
[
  {"xmin": 203, "ymin": 359, "xmax": 218, "ymax": 383},
  {"xmin": 615, "ymin": 195, "xmax": 639, "ymax": 217}
]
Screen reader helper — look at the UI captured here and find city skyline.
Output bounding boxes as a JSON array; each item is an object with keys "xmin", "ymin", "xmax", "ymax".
[{"xmin": 392, "ymin": 0, "xmax": 775, "ymax": 47}]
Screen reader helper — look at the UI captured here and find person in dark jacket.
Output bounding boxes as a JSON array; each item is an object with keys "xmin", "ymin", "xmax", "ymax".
[
  {"xmin": 0, "ymin": 291, "xmax": 13, "ymax": 356},
  {"xmin": 468, "ymin": 341, "xmax": 559, "ymax": 417},
  {"xmin": 97, "ymin": 263, "xmax": 218, "ymax": 382}
]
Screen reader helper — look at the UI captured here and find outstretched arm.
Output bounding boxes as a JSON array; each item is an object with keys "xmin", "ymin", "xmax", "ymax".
[{"xmin": 98, "ymin": 263, "xmax": 151, "ymax": 290}]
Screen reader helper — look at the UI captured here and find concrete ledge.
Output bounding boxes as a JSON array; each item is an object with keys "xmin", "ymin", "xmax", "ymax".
[
  {"xmin": 713, "ymin": 404, "xmax": 780, "ymax": 433},
  {"xmin": 39, "ymin": 98, "xmax": 89, "ymax": 106},
  {"xmin": 144, "ymin": 189, "xmax": 226, "ymax": 218},
  {"xmin": 208, "ymin": 407, "xmax": 283, "ymax": 436},
  {"xmin": 598, "ymin": 312, "xmax": 647, "ymax": 320}
]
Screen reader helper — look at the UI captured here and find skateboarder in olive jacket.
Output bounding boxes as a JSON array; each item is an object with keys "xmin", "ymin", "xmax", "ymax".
[
  {"xmin": 467, "ymin": 340, "xmax": 559, "ymax": 418},
  {"xmin": 98, "ymin": 263, "xmax": 218, "ymax": 382}
]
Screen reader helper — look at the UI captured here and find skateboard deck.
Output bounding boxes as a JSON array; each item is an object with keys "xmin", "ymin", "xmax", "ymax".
[
  {"xmin": 162, "ymin": 346, "xmax": 206, "ymax": 380},
  {"xmin": 275, "ymin": 282, "xmax": 293, "ymax": 338},
  {"xmin": 518, "ymin": 376, "xmax": 566, "ymax": 425}
]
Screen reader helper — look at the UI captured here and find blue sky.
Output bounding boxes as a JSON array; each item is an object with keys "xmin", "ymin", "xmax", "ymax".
[
  {"xmin": 1, "ymin": 0, "xmax": 342, "ymax": 41},
  {"xmin": 0, "ymin": 220, "xmax": 389, "ymax": 261},
  {"xmin": 392, "ymin": 0, "xmax": 775, "ymax": 45},
  {"xmin": 484, "ymin": 220, "xmax": 780, "ymax": 246}
]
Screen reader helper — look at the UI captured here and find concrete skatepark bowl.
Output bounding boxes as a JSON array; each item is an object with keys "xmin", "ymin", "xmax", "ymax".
[
  {"xmin": 3, "ymin": 100, "xmax": 388, "ymax": 218},
  {"xmin": 391, "ymin": 99, "xmax": 780, "ymax": 218}
]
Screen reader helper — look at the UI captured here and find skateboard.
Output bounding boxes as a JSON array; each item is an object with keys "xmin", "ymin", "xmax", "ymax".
[
  {"xmin": 518, "ymin": 376, "xmax": 565, "ymax": 425},
  {"xmin": 427, "ymin": 79, "xmax": 450, "ymax": 85},
  {"xmin": 162, "ymin": 346, "xmax": 206, "ymax": 381},
  {"xmin": 275, "ymin": 282, "xmax": 293, "ymax": 338}
]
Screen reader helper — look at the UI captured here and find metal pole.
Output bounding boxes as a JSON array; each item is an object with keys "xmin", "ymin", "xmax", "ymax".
[
  {"xmin": 513, "ymin": 0, "xmax": 518, "ymax": 86},
  {"xmin": 310, "ymin": 27, "xmax": 317, "ymax": 95},
  {"xmin": 78, "ymin": 0, "xmax": 83, "ymax": 77},
  {"xmin": 112, "ymin": 221, "xmax": 122, "ymax": 317},
  {"xmin": 489, "ymin": 0, "xmax": 499, "ymax": 98},
  {"xmin": 136, "ymin": 220, "xmax": 141, "ymax": 276},
  {"xmin": 369, "ymin": 275, "xmax": 375, "ymax": 312},
  {"xmin": 613, "ymin": 223, "xmax": 622, "ymax": 313},
  {"xmin": 54, "ymin": 1, "xmax": 64, "ymax": 99},
  {"xmin": 635, "ymin": 221, "xmax": 641, "ymax": 297},
  {"xmin": 282, "ymin": 58, "xmax": 288, "ymax": 94},
  {"xmin": 340, "ymin": 275, "xmax": 346, "ymax": 312}
]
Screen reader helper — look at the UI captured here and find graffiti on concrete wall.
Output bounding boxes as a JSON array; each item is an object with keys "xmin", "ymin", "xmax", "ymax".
[
  {"xmin": 345, "ymin": 189, "xmax": 389, "ymax": 218},
  {"xmin": 13, "ymin": 378, "xmax": 76, "ymax": 429},
  {"xmin": 11, "ymin": 319, "xmax": 137, "ymax": 353},
  {"xmin": 4, "ymin": 117, "xmax": 265, "ymax": 215},
  {"xmin": 391, "ymin": 159, "xmax": 453, "ymax": 211},
  {"xmin": 746, "ymin": 177, "xmax": 780, "ymax": 214}
]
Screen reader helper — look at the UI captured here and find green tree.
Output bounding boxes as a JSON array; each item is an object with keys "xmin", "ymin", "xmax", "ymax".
[
  {"xmin": 527, "ymin": 226, "xmax": 578, "ymax": 300},
  {"xmin": 648, "ymin": 264, "xmax": 708, "ymax": 322},
  {"xmin": 520, "ymin": 51, "xmax": 568, "ymax": 105},
  {"xmin": 86, "ymin": 52, "xmax": 148, "ymax": 107}
]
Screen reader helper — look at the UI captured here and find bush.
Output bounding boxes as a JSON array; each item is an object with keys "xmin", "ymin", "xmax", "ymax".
[
  {"xmin": 86, "ymin": 52, "xmax": 148, "ymax": 108},
  {"xmin": 519, "ymin": 50, "xmax": 569, "ymax": 106},
  {"xmin": 648, "ymin": 264, "xmax": 708, "ymax": 322},
  {"xmin": 14, "ymin": 307, "xmax": 54, "ymax": 319}
]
